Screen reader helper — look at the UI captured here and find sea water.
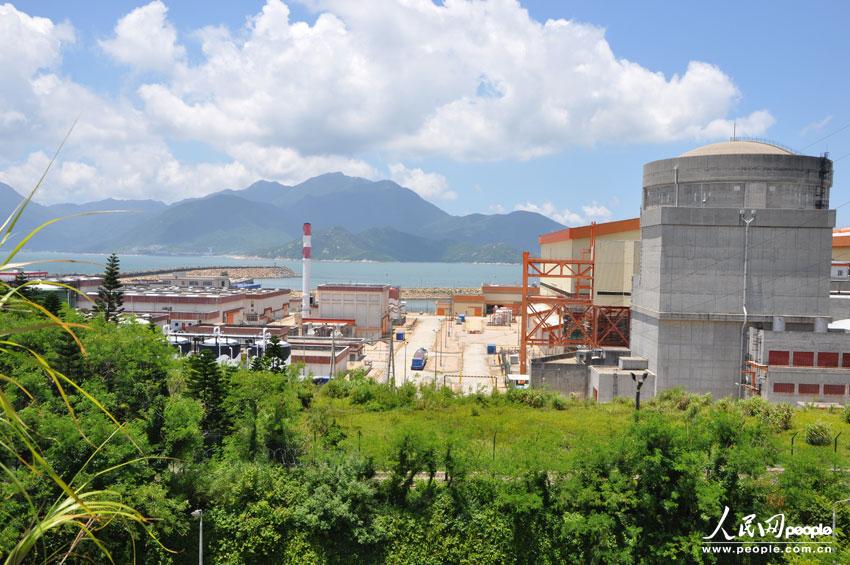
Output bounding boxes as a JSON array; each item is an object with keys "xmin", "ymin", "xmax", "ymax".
[{"xmin": 13, "ymin": 251, "xmax": 521, "ymax": 289}]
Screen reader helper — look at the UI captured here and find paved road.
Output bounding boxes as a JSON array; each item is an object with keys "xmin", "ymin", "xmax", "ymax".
[{"xmin": 393, "ymin": 315, "xmax": 441, "ymax": 387}]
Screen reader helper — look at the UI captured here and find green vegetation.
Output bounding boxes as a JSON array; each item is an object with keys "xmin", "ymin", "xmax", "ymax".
[
  {"xmin": 92, "ymin": 252, "xmax": 123, "ymax": 322},
  {"xmin": 6, "ymin": 310, "xmax": 850, "ymax": 563}
]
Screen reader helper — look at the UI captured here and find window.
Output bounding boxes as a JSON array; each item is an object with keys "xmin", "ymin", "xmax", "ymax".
[
  {"xmin": 768, "ymin": 350, "xmax": 790, "ymax": 365},
  {"xmin": 818, "ymin": 352, "xmax": 839, "ymax": 367},
  {"xmin": 798, "ymin": 383, "xmax": 820, "ymax": 395},
  {"xmin": 824, "ymin": 384, "xmax": 845, "ymax": 396},
  {"xmin": 843, "ymin": 353, "xmax": 850, "ymax": 368},
  {"xmin": 773, "ymin": 383, "xmax": 794, "ymax": 394},
  {"xmin": 792, "ymin": 351, "xmax": 814, "ymax": 367}
]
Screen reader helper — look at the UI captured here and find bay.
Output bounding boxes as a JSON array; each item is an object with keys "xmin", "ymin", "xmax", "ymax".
[{"xmin": 13, "ymin": 251, "xmax": 521, "ymax": 289}]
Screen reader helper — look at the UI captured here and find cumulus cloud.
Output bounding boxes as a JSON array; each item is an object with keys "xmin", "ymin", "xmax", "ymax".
[
  {"xmin": 99, "ymin": 1, "xmax": 185, "ymax": 73},
  {"xmin": 130, "ymin": 0, "xmax": 771, "ymax": 160},
  {"xmin": 0, "ymin": 1, "xmax": 774, "ymax": 205},
  {"xmin": 514, "ymin": 201, "xmax": 612, "ymax": 226},
  {"xmin": 388, "ymin": 163, "xmax": 456, "ymax": 201}
]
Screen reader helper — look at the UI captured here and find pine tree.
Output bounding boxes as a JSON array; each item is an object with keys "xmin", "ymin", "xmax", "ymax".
[
  {"xmin": 55, "ymin": 329, "xmax": 86, "ymax": 379},
  {"xmin": 265, "ymin": 335, "xmax": 289, "ymax": 374},
  {"xmin": 11, "ymin": 271, "xmax": 32, "ymax": 300},
  {"xmin": 250, "ymin": 355, "xmax": 265, "ymax": 372},
  {"xmin": 93, "ymin": 253, "xmax": 124, "ymax": 322},
  {"xmin": 41, "ymin": 292, "xmax": 63, "ymax": 316},
  {"xmin": 186, "ymin": 350, "xmax": 231, "ymax": 445}
]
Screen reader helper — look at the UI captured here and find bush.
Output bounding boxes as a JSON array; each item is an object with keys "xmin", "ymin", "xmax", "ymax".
[
  {"xmin": 843, "ymin": 404, "xmax": 850, "ymax": 424},
  {"xmin": 805, "ymin": 422, "xmax": 832, "ymax": 446},
  {"xmin": 740, "ymin": 396, "xmax": 793, "ymax": 431},
  {"xmin": 551, "ymin": 395, "xmax": 567, "ymax": 411},
  {"xmin": 769, "ymin": 403, "xmax": 793, "ymax": 431}
]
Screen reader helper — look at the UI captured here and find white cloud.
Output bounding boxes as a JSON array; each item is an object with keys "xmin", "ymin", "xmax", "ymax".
[
  {"xmin": 801, "ymin": 115, "xmax": 833, "ymax": 136},
  {"xmin": 388, "ymin": 163, "xmax": 457, "ymax": 201},
  {"xmin": 134, "ymin": 0, "xmax": 772, "ymax": 160},
  {"xmin": 514, "ymin": 201, "xmax": 612, "ymax": 226},
  {"xmin": 581, "ymin": 203, "xmax": 612, "ymax": 221},
  {"xmin": 99, "ymin": 1, "xmax": 185, "ymax": 73},
  {"xmin": 227, "ymin": 143, "xmax": 377, "ymax": 184},
  {"xmin": 0, "ymin": 1, "xmax": 775, "ymax": 205}
]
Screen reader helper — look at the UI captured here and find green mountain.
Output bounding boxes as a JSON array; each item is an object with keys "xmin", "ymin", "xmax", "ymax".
[
  {"xmin": 0, "ymin": 173, "xmax": 565, "ymax": 262},
  {"xmin": 255, "ymin": 226, "xmax": 522, "ymax": 263}
]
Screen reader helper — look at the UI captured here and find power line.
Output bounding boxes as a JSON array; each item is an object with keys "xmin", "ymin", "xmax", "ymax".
[{"xmin": 801, "ymin": 123, "xmax": 850, "ymax": 151}]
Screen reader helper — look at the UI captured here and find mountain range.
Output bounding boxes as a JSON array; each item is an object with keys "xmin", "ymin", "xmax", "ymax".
[{"xmin": 0, "ymin": 173, "xmax": 564, "ymax": 263}]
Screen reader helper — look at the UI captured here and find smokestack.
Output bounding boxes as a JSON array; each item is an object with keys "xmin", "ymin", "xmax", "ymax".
[{"xmin": 301, "ymin": 222, "xmax": 311, "ymax": 321}]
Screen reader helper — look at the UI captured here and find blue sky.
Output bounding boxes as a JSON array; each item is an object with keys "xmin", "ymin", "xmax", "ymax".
[{"xmin": 3, "ymin": 1, "xmax": 849, "ymax": 226}]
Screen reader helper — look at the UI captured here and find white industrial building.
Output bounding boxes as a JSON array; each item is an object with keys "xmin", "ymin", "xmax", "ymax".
[
  {"xmin": 76, "ymin": 285, "xmax": 291, "ymax": 329},
  {"xmin": 315, "ymin": 284, "xmax": 392, "ymax": 339}
]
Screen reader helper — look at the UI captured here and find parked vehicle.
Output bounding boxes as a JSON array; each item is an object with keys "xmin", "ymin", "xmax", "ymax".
[
  {"xmin": 507, "ymin": 374, "xmax": 530, "ymax": 389},
  {"xmin": 411, "ymin": 347, "xmax": 428, "ymax": 370}
]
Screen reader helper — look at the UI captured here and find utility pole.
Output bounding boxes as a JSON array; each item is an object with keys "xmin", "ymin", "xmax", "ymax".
[
  {"xmin": 387, "ymin": 335, "xmax": 395, "ymax": 386},
  {"xmin": 631, "ymin": 371, "xmax": 648, "ymax": 410},
  {"xmin": 329, "ymin": 325, "xmax": 336, "ymax": 377},
  {"xmin": 191, "ymin": 509, "xmax": 203, "ymax": 564},
  {"xmin": 433, "ymin": 328, "xmax": 438, "ymax": 385}
]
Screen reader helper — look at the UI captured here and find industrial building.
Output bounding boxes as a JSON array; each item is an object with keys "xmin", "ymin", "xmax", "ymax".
[
  {"xmin": 630, "ymin": 139, "xmax": 834, "ymax": 399},
  {"xmin": 315, "ymin": 284, "xmax": 392, "ymax": 338},
  {"xmin": 76, "ymin": 285, "xmax": 291, "ymax": 329},
  {"xmin": 528, "ymin": 139, "xmax": 850, "ymax": 404},
  {"xmin": 435, "ymin": 284, "xmax": 539, "ymax": 317},
  {"xmin": 163, "ymin": 324, "xmax": 365, "ymax": 376},
  {"xmin": 538, "ymin": 218, "xmax": 640, "ymax": 307}
]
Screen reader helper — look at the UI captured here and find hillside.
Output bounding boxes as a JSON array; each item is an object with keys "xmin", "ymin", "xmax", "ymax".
[
  {"xmin": 255, "ymin": 226, "xmax": 521, "ymax": 262},
  {"xmin": 0, "ymin": 173, "xmax": 564, "ymax": 262}
]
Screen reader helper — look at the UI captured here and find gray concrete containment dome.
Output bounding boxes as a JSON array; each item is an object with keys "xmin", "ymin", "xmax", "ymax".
[{"xmin": 631, "ymin": 140, "xmax": 835, "ymax": 399}]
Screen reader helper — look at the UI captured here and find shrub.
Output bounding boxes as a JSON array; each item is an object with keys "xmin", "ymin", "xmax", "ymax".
[
  {"xmin": 769, "ymin": 403, "xmax": 793, "ymax": 431},
  {"xmin": 843, "ymin": 404, "xmax": 850, "ymax": 424},
  {"xmin": 740, "ymin": 397, "xmax": 793, "ymax": 431},
  {"xmin": 350, "ymin": 381, "xmax": 376, "ymax": 405},
  {"xmin": 805, "ymin": 422, "xmax": 832, "ymax": 446},
  {"xmin": 551, "ymin": 395, "xmax": 567, "ymax": 411},
  {"xmin": 740, "ymin": 396, "xmax": 770, "ymax": 417}
]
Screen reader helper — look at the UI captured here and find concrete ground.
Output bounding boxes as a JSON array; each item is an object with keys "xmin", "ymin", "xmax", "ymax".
[{"xmin": 362, "ymin": 314, "xmax": 518, "ymax": 394}]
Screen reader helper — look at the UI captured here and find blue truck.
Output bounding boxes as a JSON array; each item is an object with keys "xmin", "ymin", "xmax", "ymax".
[{"xmin": 411, "ymin": 347, "xmax": 428, "ymax": 371}]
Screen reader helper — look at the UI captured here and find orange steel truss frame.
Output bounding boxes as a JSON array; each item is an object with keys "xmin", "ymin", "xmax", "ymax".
[{"xmin": 519, "ymin": 224, "xmax": 630, "ymax": 373}]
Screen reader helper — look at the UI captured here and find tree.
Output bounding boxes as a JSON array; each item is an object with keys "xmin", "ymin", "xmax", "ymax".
[
  {"xmin": 93, "ymin": 253, "xmax": 123, "ymax": 322},
  {"xmin": 264, "ymin": 335, "xmax": 289, "ymax": 373},
  {"xmin": 186, "ymin": 350, "xmax": 231, "ymax": 446},
  {"xmin": 11, "ymin": 270, "xmax": 32, "ymax": 300},
  {"xmin": 54, "ymin": 328, "xmax": 86, "ymax": 380},
  {"xmin": 41, "ymin": 292, "xmax": 62, "ymax": 317}
]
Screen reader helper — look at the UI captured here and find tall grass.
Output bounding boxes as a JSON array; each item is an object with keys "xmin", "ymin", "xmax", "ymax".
[{"xmin": 0, "ymin": 124, "xmax": 159, "ymax": 563}]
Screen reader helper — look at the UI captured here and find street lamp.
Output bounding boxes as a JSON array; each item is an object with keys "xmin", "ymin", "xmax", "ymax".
[
  {"xmin": 833, "ymin": 498, "xmax": 850, "ymax": 543},
  {"xmin": 191, "ymin": 508, "xmax": 203, "ymax": 564},
  {"xmin": 631, "ymin": 371, "xmax": 648, "ymax": 410}
]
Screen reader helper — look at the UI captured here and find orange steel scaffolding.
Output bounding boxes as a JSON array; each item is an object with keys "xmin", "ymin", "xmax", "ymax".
[{"xmin": 519, "ymin": 223, "xmax": 630, "ymax": 373}]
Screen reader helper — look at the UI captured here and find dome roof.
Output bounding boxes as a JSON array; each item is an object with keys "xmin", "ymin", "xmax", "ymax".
[{"xmin": 680, "ymin": 140, "xmax": 794, "ymax": 157}]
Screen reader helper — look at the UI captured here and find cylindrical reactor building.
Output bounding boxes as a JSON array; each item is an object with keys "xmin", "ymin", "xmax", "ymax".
[{"xmin": 631, "ymin": 140, "xmax": 834, "ymax": 398}]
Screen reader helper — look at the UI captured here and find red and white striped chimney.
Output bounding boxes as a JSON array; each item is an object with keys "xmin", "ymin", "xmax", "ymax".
[{"xmin": 301, "ymin": 222, "xmax": 311, "ymax": 320}]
